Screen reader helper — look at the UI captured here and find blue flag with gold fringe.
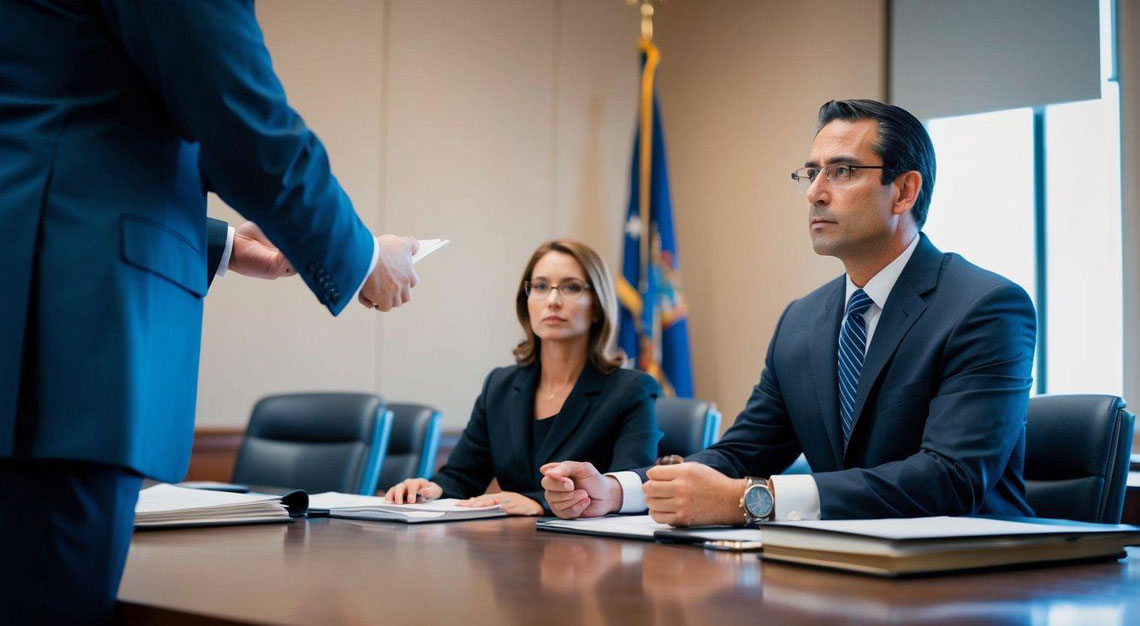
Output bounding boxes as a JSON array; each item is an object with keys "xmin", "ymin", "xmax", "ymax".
[{"xmin": 616, "ymin": 39, "xmax": 692, "ymax": 398}]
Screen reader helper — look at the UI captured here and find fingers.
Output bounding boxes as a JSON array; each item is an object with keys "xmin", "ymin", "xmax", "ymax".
[
  {"xmin": 460, "ymin": 494, "xmax": 503, "ymax": 508},
  {"xmin": 549, "ymin": 461, "xmax": 598, "ymax": 481},
  {"xmin": 404, "ymin": 480, "xmax": 424, "ymax": 504},
  {"xmin": 405, "ymin": 236, "xmax": 421, "ymax": 256},
  {"xmin": 541, "ymin": 473, "xmax": 575, "ymax": 492},
  {"xmin": 645, "ymin": 463, "xmax": 687, "ymax": 481},
  {"xmin": 641, "ymin": 479, "xmax": 675, "ymax": 500},
  {"xmin": 545, "ymin": 489, "xmax": 587, "ymax": 504},
  {"xmin": 552, "ymin": 495, "xmax": 591, "ymax": 519},
  {"xmin": 649, "ymin": 510, "xmax": 688, "ymax": 526},
  {"xmin": 384, "ymin": 479, "xmax": 431, "ymax": 504}
]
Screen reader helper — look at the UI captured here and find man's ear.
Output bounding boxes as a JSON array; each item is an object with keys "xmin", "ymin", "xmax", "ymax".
[{"xmin": 892, "ymin": 170, "xmax": 923, "ymax": 217}]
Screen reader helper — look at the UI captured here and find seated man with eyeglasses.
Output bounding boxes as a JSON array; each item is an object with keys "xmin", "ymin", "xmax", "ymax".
[{"xmin": 541, "ymin": 99, "xmax": 1037, "ymax": 525}]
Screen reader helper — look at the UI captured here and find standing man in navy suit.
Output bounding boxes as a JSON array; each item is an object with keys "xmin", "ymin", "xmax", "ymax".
[
  {"xmin": 542, "ymin": 99, "xmax": 1037, "ymax": 525},
  {"xmin": 0, "ymin": 1, "xmax": 419, "ymax": 622}
]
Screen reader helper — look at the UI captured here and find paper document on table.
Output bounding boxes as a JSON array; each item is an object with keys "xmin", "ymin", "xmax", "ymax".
[
  {"xmin": 308, "ymin": 493, "xmax": 505, "ymax": 524},
  {"xmin": 536, "ymin": 515, "xmax": 670, "ymax": 541},
  {"xmin": 412, "ymin": 238, "xmax": 450, "ymax": 264}
]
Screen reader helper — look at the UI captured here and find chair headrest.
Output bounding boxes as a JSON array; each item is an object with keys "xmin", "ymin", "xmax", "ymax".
[{"xmin": 248, "ymin": 393, "xmax": 385, "ymax": 443}]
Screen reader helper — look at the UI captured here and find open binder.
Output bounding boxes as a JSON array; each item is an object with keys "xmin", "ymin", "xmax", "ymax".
[{"xmin": 134, "ymin": 484, "xmax": 308, "ymax": 530}]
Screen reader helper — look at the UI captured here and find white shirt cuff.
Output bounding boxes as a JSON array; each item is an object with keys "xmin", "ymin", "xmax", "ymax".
[
  {"xmin": 606, "ymin": 471, "xmax": 647, "ymax": 514},
  {"xmin": 770, "ymin": 474, "xmax": 821, "ymax": 521},
  {"xmin": 350, "ymin": 236, "xmax": 380, "ymax": 302},
  {"xmin": 215, "ymin": 226, "xmax": 235, "ymax": 278}
]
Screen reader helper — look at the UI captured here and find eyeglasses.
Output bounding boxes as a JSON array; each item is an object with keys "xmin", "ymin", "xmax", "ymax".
[
  {"xmin": 789, "ymin": 163, "xmax": 891, "ymax": 195},
  {"xmin": 525, "ymin": 279, "xmax": 592, "ymax": 300}
]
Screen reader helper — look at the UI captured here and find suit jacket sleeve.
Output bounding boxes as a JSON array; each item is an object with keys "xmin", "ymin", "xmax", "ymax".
[
  {"xmin": 634, "ymin": 305, "xmax": 804, "ymax": 482},
  {"xmin": 431, "ymin": 371, "xmax": 497, "ymax": 499},
  {"xmin": 811, "ymin": 282, "xmax": 1036, "ymax": 518},
  {"xmin": 206, "ymin": 218, "xmax": 228, "ymax": 289},
  {"xmin": 606, "ymin": 374, "xmax": 663, "ymax": 473},
  {"xmin": 527, "ymin": 373, "xmax": 662, "ymax": 515},
  {"xmin": 98, "ymin": 0, "xmax": 372, "ymax": 315}
]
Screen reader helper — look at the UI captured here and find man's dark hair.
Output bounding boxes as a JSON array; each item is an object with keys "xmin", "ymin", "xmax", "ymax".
[{"xmin": 817, "ymin": 99, "xmax": 936, "ymax": 229}]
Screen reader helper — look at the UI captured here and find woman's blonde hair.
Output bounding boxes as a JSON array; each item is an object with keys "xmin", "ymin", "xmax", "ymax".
[{"xmin": 513, "ymin": 239, "xmax": 624, "ymax": 373}]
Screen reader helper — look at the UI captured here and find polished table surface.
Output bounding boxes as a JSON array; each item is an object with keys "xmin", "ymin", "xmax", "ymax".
[{"xmin": 118, "ymin": 517, "xmax": 1140, "ymax": 625}]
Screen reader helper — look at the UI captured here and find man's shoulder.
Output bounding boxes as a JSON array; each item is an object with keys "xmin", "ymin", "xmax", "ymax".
[{"xmin": 934, "ymin": 251, "xmax": 1032, "ymax": 306}]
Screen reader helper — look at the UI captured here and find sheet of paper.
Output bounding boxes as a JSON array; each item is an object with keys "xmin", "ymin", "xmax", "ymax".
[
  {"xmin": 666, "ymin": 528, "xmax": 764, "ymax": 542},
  {"xmin": 135, "ymin": 484, "xmax": 279, "ymax": 513},
  {"xmin": 308, "ymin": 493, "xmax": 499, "ymax": 512},
  {"xmin": 539, "ymin": 515, "xmax": 671, "ymax": 538},
  {"xmin": 412, "ymin": 238, "xmax": 450, "ymax": 264},
  {"xmin": 768, "ymin": 516, "xmax": 1113, "ymax": 540}
]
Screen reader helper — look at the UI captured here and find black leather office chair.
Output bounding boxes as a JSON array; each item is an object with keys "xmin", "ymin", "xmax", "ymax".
[
  {"xmin": 375, "ymin": 403, "xmax": 443, "ymax": 492},
  {"xmin": 1024, "ymin": 394, "xmax": 1134, "ymax": 524},
  {"xmin": 231, "ymin": 393, "xmax": 393, "ymax": 495},
  {"xmin": 656, "ymin": 397, "xmax": 721, "ymax": 458}
]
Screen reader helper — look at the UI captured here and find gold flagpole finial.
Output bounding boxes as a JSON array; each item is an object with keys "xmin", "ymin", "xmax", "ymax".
[{"xmin": 626, "ymin": 0, "xmax": 657, "ymax": 43}]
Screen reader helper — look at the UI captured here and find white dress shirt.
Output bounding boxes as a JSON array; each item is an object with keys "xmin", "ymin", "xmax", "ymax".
[
  {"xmin": 608, "ymin": 233, "xmax": 921, "ymax": 520},
  {"xmin": 215, "ymin": 225, "xmax": 379, "ymax": 302}
]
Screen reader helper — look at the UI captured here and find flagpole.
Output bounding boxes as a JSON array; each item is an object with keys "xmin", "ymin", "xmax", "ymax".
[{"xmin": 633, "ymin": 0, "xmax": 658, "ymax": 298}]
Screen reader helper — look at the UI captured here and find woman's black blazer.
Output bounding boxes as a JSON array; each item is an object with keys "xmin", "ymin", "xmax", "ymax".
[{"xmin": 432, "ymin": 361, "xmax": 662, "ymax": 512}]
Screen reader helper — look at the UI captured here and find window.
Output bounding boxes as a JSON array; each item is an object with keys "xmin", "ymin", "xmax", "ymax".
[{"xmin": 922, "ymin": 0, "xmax": 1121, "ymax": 395}]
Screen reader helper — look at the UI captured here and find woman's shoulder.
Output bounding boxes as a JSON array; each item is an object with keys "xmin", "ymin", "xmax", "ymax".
[
  {"xmin": 481, "ymin": 363, "xmax": 531, "ymax": 389},
  {"xmin": 600, "ymin": 366, "xmax": 662, "ymax": 397}
]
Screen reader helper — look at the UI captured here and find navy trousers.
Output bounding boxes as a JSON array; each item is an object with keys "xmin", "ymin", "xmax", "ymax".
[{"xmin": 0, "ymin": 459, "xmax": 142, "ymax": 625}]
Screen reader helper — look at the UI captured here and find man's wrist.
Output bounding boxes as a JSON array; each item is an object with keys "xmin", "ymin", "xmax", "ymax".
[
  {"xmin": 733, "ymin": 478, "xmax": 750, "ymax": 523},
  {"xmin": 606, "ymin": 475, "xmax": 623, "ymax": 514}
]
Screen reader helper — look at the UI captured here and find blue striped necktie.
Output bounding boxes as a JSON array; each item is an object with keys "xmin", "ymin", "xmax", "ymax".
[{"xmin": 838, "ymin": 289, "xmax": 873, "ymax": 444}]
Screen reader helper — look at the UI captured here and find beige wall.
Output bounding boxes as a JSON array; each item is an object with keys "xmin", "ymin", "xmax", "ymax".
[
  {"xmin": 196, "ymin": 0, "xmax": 885, "ymax": 431},
  {"xmin": 198, "ymin": 0, "xmax": 640, "ymax": 429},
  {"xmin": 654, "ymin": 1, "xmax": 886, "ymax": 424},
  {"xmin": 197, "ymin": 0, "xmax": 385, "ymax": 427}
]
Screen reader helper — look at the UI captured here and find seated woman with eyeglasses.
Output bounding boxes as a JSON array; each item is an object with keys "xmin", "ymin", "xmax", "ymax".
[{"xmin": 384, "ymin": 239, "xmax": 662, "ymax": 515}]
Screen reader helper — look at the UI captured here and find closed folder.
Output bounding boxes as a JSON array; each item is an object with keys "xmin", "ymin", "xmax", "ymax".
[{"xmin": 756, "ymin": 516, "xmax": 1140, "ymax": 577}]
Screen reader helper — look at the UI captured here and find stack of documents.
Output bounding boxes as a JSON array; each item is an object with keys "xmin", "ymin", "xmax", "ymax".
[
  {"xmin": 135, "ymin": 484, "xmax": 306, "ymax": 529},
  {"xmin": 308, "ymin": 492, "xmax": 505, "ymax": 524},
  {"xmin": 759, "ymin": 516, "xmax": 1140, "ymax": 577}
]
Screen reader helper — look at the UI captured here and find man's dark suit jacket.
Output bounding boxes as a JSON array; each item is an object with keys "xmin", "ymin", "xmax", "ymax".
[
  {"xmin": 658, "ymin": 234, "xmax": 1036, "ymax": 519},
  {"xmin": 0, "ymin": 0, "xmax": 375, "ymax": 483},
  {"xmin": 435, "ymin": 362, "xmax": 662, "ymax": 513}
]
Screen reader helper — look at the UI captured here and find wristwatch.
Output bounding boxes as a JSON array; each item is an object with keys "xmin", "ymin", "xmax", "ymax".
[{"xmin": 740, "ymin": 477, "xmax": 775, "ymax": 525}]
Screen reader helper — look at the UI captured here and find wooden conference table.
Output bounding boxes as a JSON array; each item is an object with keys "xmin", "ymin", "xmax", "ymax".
[{"xmin": 118, "ymin": 516, "xmax": 1140, "ymax": 625}]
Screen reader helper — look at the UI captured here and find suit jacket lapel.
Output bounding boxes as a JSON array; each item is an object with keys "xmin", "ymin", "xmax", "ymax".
[
  {"xmin": 534, "ymin": 363, "xmax": 604, "ymax": 466},
  {"xmin": 846, "ymin": 234, "xmax": 942, "ymax": 459},
  {"xmin": 508, "ymin": 364, "xmax": 540, "ymax": 473},
  {"xmin": 808, "ymin": 278, "xmax": 846, "ymax": 469}
]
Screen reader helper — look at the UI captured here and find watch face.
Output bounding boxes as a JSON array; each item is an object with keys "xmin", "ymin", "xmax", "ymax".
[{"xmin": 744, "ymin": 485, "xmax": 773, "ymax": 518}]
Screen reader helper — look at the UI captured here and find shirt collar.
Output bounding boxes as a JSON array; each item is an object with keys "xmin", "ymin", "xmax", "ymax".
[{"xmin": 845, "ymin": 233, "xmax": 921, "ymax": 310}]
